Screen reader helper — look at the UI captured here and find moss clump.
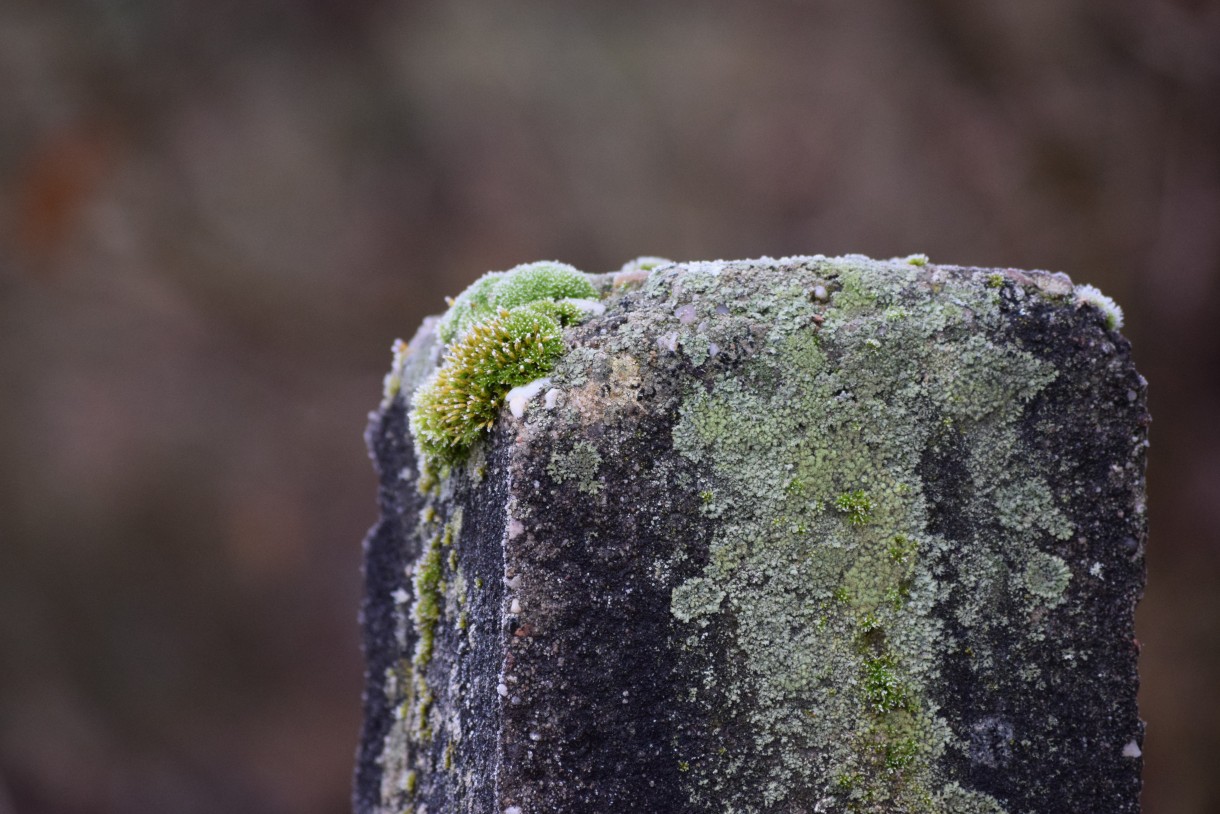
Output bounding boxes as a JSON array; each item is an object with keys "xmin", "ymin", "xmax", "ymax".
[
  {"xmin": 438, "ymin": 261, "xmax": 596, "ymax": 344},
  {"xmin": 411, "ymin": 262, "xmax": 597, "ymax": 467},
  {"xmin": 888, "ymin": 533, "xmax": 918, "ymax": 565},
  {"xmin": 412, "ymin": 535, "xmax": 444, "ymax": 668},
  {"xmin": 410, "ymin": 307, "xmax": 565, "ymax": 464},
  {"xmin": 491, "ymin": 261, "xmax": 597, "ymax": 310},
  {"xmin": 438, "ymin": 273, "xmax": 502, "ymax": 345}
]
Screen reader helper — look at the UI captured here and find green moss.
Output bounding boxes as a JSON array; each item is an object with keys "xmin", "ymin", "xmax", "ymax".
[
  {"xmin": 410, "ymin": 307, "xmax": 565, "ymax": 464},
  {"xmin": 862, "ymin": 655, "xmax": 912, "ymax": 714},
  {"xmin": 888, "ymin": 533, "xmax": 918, "ymax": 565},
  {"xmin": 663, "ymin": 255, "xmax": 1074, "ymax": 812},
  {"xmin": 438, "ymin": 272, "xmax": 503, "ymax": 345},
  {"xmin": 884, "ymin": 735, "xmax": 920, "ymax": 770},
  {"xmin": 488, "ymin": 261, "xmax": 596, "ymax": 311},
  {"xmin": 412, "ymin": 535, "xmax": 444, "ymax": 668},
  {"xmin": 398, "ymin": 506, "xmax": 463, "ymax": 777},
  {"xmin": 443, "ymin": 739, "xmax": 455, "ymax": 771},
  {"xmin": 621, "ymin": 256, "xmax": 672, "ymax": 274},
  {"xmin": 835, "ymin": 490, "xmax": 873, "ymax": 526},
  {"xmin": 437, "ymin": 261, "xmax": 595, "ymax": 344},
  {"xmin": 411, "ymin": 262, "xmax": 597, "ymax": 468},
  {"xmin": 1073, "ymin": 283, "xmax": 1125, "ymax": 330}
]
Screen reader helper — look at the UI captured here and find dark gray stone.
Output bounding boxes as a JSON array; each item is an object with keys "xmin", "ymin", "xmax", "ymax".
[{"xmin": 355, "ymin": 256, "xmax": 1148, "ymax": 814}]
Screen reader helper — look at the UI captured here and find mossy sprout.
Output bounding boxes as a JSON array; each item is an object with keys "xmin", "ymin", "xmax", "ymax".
[
  {"xmin": 883, "ymin": 736, "xmax": 920, "ymax": 771},
  {"xmin": 888, "ymin": 533, "xmax": 918, "ymax": 565},
  {"xmin": 835, "ymin": 489, "xmax": 873, "ymax": 526},
  {"xmin": 862, "ymin": 654, "xmax": 912, "ymax": 714}
]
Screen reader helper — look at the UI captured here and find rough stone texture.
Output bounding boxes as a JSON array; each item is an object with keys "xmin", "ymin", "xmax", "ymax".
[{"xmin": 355, "ymin": 256, "xmax": 1148, "ymax": 814}]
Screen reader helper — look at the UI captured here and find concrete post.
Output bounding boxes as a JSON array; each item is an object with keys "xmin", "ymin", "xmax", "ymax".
[{"xmin": 355, "ymin": 256, "xmax": 1147, "ymax": 814}]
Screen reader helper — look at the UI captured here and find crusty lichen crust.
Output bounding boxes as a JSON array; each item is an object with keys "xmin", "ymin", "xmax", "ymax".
[{"xmin": 656, "ymin": 257, "xmax": 1068, "ymax": 811}]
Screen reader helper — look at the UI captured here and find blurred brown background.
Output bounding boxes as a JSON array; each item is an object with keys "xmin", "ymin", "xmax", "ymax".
[{"xmin": 1, "ymin": 1, "xmax": 1216, "ymax": 812}]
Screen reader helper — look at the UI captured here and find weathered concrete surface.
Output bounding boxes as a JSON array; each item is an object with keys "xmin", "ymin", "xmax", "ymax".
[{"xmin": 355, "ymin": 256, "xmax": 1148, "ymax": 814}]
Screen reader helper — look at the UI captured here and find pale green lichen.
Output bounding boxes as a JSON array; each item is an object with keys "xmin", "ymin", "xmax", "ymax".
[
  {"xmin": 1023, "ymin": 550, "xmax": 1072, "ymax": 605},
  {"xmin": 547, "ymin": 440, "xmax": 604, "ymax": 494},
  {"xmin": 663, "ymin": 256, "xmax": 1076, "ymax": 812}
]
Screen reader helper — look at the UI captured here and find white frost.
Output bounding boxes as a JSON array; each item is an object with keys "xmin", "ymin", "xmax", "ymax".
[
  {"xmin": 1074, "ymin": 283, "xmax": 1125, "ymax": 330},
  {"xmin": 657, "ymin": 332, "xmax": 679, "ymax": 353},
  {"xmin": 505, "ymin": 377, "xmax": 551, "ymax": 418},
  {"xmin": 559, "ymin": 297, "xmax": 606, "ymax": 316}
]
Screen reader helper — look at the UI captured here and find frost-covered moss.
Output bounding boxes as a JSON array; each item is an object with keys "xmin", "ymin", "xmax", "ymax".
[
  {"xmin": 411, "ymin": 308, "xmax": 565, "ymax": 464},
  {"xmin": 378, "ymin": 260, "xmax": 601, "ymax": 810},
  {"xmin": 1074, "ymin": 283, "xmax": 1124, "ymax": 330},
  {"xmin": 437, "ymin": 261, "xmax": 596, "ymax": 344},
  {"xmin": 658, "ymin": 256, "xmax": 1077, "ymax": 812},
  {"xmin": 410, "ymin": 261, "xmax": 598, "ymax": 468},
  {"xmin": 489, "ymin": 261, "xmax": 596, "ymax": 312}
]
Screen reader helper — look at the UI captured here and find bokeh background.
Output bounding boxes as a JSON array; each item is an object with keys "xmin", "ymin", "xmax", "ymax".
[{"xmin": 1, "ymin": 1, "xmax": 1217, "ymax": 812}]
